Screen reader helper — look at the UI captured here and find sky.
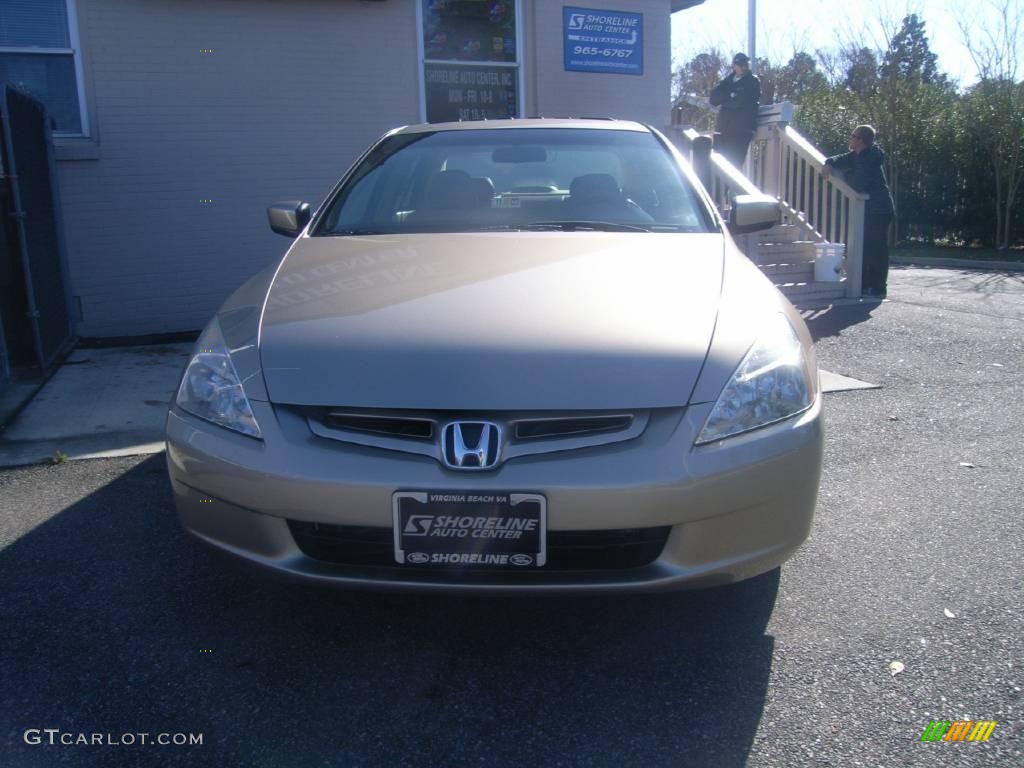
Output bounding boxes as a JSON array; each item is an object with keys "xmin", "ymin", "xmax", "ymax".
[{"xmin": 670, "ymin": 0, "xmax": 1016, "ymax": 87}]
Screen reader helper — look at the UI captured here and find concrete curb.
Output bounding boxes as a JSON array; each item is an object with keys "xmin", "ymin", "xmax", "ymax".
[
  {"xmin": 0, "ymin": 431, "xmax": 165, "ymax": 468},
  {"xmin": 892, "ymin": 256, "xmax": 1024, "ymax": 272}
]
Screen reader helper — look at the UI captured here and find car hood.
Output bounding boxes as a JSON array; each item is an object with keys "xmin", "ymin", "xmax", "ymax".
[{"xmin": 259, "ymin": 232, "xmax": 725, "ymax": 410}]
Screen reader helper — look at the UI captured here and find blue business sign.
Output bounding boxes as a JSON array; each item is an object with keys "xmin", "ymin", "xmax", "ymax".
[{"xmin": 563, "ymin": 6, "xmax": 643, "ymax": 76}]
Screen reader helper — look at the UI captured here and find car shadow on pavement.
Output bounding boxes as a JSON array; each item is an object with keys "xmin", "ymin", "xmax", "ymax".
[
  {"xmin": 802, "ymin": 301, "xmax": 879, "ymax": 341},
  {"xmin": 1, "ymin": 455, "xmax": 778, "ymax": 768}
]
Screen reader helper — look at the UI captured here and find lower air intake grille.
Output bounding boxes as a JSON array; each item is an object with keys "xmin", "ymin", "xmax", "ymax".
[{"xmin": 288, "ymin": 522, "xmax": 670, "ymax": 571}]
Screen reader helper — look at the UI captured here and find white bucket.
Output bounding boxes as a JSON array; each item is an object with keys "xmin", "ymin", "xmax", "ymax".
[{"xmin": 814, "ymin": 243, "xmax": 846, "ymax": 282}]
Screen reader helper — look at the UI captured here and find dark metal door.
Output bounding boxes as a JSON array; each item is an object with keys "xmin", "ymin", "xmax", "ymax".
[{"xmin": 0, "ymin": 84, "xmax": 73, "ymax": 370}]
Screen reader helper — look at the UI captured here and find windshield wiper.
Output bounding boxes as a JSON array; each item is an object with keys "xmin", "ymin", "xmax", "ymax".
[
  {"xmin": 323, "ymin": 228, "xmax": 387, "ymax": 236},
  {"xmin": 325, "ymin": 222, "xmax": 660, "ymax": 235},
  {"xmin": 521, "ymin": 220, "xmax": 652, "ymax": 232}
]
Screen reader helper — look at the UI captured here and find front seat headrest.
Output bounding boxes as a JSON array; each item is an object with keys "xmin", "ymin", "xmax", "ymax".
[{"xmin": 569, "ymin": 173, "xmax": 622, "ymax": 202}]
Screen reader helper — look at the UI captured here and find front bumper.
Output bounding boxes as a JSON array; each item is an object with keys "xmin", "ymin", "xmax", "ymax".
[{"xmin": 166, "ymin": 398, "xmax": 823, "ymax": 594}]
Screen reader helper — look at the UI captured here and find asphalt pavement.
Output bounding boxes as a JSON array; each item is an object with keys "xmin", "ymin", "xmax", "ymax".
[{"xmin": 0, "ymin": 265, "xmax": 1021, "ymax": 767}]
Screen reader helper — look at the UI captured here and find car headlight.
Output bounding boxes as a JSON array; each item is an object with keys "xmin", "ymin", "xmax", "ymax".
[
  {"xmin": 696, "ymin": 313, "xmax": 813, "ymax": 444},
  {"xmin": 175, "ymin": 317, "xmax": 262, "ymax": 439}
]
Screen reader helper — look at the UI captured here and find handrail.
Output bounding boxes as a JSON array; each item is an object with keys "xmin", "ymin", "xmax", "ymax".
[
  {"xmin": 663, "ymin": 126, "xmax": 773, "ymax": 259},
  {"xmin": 783, "ymin": 126, "xmax": 868, "ymax": 203},
  {"xmin": 660, "ymin": 125, "xmax": 704, "ymax": 160},
  {"xmin": 709, "ymin": 151, "xmax": 760, "ymax": 196},
  {"xmin": 665, "ymin": 108, "xmax": 868, "ymax": 298},
  {"xmin": 676, "ymin": 128, "xmax": 762, "ymax": 200},
  {"xmin": 668, "ymin": 126, "xmax": 713, "ymax": 197},
  {"xmin": 770, "ymin": 125, "xmax": 866, "ymax": 297},
  {"xmin": 783, "ymin": 125, "xmax": 826, "ymax": 164}
]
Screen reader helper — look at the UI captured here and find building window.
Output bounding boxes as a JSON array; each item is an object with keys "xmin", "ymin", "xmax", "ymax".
[
  {"xmin": 420, "ymin": 0, "xmax": 521, "ymax": 123},
  {"xmin": 0, "ymin": 0, "xmax": 88, "ymax": 135}
]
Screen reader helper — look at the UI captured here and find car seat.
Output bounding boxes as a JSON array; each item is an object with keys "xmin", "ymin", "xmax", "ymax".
[
  {"xmin": 408, "ymin": 170, "xmax": 495, "ymax": 224},
  {"xmin": 563, "ymin": 173, "xmax": 653, "ymax": 223}
]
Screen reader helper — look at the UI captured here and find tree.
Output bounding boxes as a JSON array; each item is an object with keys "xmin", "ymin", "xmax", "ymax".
[
  {"xmin": 790, "ymin": 18, "xmax": 959, "ymax": 245},
  {"xmin": 861, "ymin": 14, "xmax": 954, "ymax": 243},
  {"xmin": 793, "ymin": 87, "xmax": 864, "ymax": 156},
  {"xmin": 777, "ymin": 52, "xmax": 829, "ymax": 101},
  {"xmin": 880, "ymin": 14, "xmax": 941, "ymax": 85},
  {"xmin": 843, "ymin": 47, "xmax": 880, "ymax": 98},
  {"xmin": 759, "ymin": 52, "xmax": 828, "ymax": 104},
  {"xmin": 670, "ymin": 26, "xmax": 1023, "ymax": 247},
  {"xmin": 961, "ymin": 79, "xmax": 1024, "ymax": 248},
  {"xmin": 672, "ymin": 50, "xmax": 726, "ymax": 103},
  {"xmin": 671, "ymin": 50, "xmax": 727, "ymax": 131},
  {"xmin": 753, "ymin": 56, "xmax": 781, "ymax": 104},
  {"xmin": 957, "ymin": 0, "xmax": 1024, "ymax": 248}
]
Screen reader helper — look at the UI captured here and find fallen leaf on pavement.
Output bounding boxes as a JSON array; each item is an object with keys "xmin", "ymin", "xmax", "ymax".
[
  {"xmin": 958, "ymin": 462, "xmax": 976, "ymax": 468},
  {"xmin": 888, "ymin": 661, "xmax": 905, "ymax": 676},
  {"xmin": 944, "ymin": 608, "xmax": 956, "ymax": 619}
]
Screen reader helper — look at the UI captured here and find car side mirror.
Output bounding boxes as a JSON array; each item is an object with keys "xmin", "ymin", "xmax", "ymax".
[
  {"xmin": 728, "ymin": 194, "xmax": 780, "ymax": 234},
  {"xmin": 267, "ymin": 201, "xmax": 311, "ymax": 237}
]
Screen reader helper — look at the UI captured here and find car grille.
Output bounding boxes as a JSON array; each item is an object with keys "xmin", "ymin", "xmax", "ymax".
[
  {"xmin": 323, "ymin": 412, "xmax": 434, "ymax": 440},
  {"xmin": 292, "ymin": 406, "xmax": 648, "ymax": 467},
  {"xmin": 288, "ymin": 521, "xmax": 670, "ymax": 572},
  {"xmin": 309, "ymin": 409, "xmax": 634, "ymax": 442},
  {"xmin": 513, "ymin": 415, "xmax": 633, "ymax": 440}
]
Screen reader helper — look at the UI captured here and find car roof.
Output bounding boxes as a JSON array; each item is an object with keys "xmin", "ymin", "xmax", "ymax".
[{"xmin": 395, "ymin": 118, "xmax": 652, "ymax": 135}]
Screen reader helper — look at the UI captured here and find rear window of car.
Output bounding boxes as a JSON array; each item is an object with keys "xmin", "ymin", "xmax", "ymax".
[{"xmin": 314, "ymin": 128, "xmax": 714, "ymax": 235}]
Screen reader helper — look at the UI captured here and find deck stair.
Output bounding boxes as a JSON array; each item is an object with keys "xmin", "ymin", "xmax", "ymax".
[
  {"xmin": 664, "ymin": 103, "xmax": 868, "ymax": 302},
  {"xmin": 755, "ymin": 224, "xmax": 846, "ymax": 305}
]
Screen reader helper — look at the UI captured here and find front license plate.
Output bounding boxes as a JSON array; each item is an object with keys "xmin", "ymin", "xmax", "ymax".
[{"xmin": 393, "ymin": 491, "xmax": 546, "ymax": 568}]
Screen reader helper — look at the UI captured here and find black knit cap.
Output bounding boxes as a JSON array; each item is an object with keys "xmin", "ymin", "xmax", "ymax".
[{"xmin": 732, "ymin": 53, "xmax": 750, "ymax": 65}]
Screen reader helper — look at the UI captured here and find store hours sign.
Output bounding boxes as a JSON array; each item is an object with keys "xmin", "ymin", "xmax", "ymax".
[
  {"xmin": 424, "ymin": 63, "xmax": 518, "ymax": 122},
  {"xmin": 563, "ymin": 7, "xmax": 643, "ymax": 76}
]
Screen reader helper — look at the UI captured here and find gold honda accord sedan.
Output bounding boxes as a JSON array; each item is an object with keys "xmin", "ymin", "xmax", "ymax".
[{"xmin": 166, "ymin": 119, "xmax": 823, "ymax": 593}]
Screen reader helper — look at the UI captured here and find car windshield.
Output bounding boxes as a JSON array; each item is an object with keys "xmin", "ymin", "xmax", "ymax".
[{"xmin": 314, "ymin": 127, "xmax": 713, "ymax": 235}]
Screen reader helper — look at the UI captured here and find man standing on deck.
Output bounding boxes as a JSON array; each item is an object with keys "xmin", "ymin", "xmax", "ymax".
[{"xmin": 709, "ymin": 53, "xmax": 761, "ymax": 169}]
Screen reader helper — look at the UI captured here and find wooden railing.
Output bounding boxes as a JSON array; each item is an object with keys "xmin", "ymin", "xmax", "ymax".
[
  {"xmin": 750, "ymin": 111, "xmax": 868, "ymax": 298},
  {"xmin": 664, "ymin": 110, "xmax": 867, "ymax": 298},
  {"xmin": 707, "ymin": 138, "xmax": 762, "ymax": 205},
  {"xmin": 664, "ymin": 126, "xmax": 761, "ymax": 205},
  {"xmin": 661, "ymin": 126, "xmax": 765, "ymax": 258}
]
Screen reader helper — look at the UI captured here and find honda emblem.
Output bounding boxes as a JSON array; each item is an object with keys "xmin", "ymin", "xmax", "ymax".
[{"xmin": 442, "ymin": 421, "xmax": 501, "ymax": 470}]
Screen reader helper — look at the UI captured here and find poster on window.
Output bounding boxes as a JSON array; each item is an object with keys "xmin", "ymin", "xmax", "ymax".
[
  {"xmin": 424, "ymin": 63, "xmax": 518, "ymax": 122},
  {"xmin": 423, "ymin": 0, "xmax": 517, "ymax": 63},
  {"xmin": 563, "ymin": 6, "xmax": 643, "ymax": 76}
]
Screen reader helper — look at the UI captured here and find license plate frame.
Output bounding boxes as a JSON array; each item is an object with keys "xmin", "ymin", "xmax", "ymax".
[{"xmin": 392, "ymin": 491, "xmax": 546, "ymax": 568}]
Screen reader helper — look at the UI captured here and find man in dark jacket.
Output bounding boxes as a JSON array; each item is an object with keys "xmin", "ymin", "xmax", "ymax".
[
  {"xmin": 709, "ymin": 53, "xmax": 761, "ymax": 168},
  {"xmin": 822, "ymin": 125, "xmax": 896, "ymax": 297}
]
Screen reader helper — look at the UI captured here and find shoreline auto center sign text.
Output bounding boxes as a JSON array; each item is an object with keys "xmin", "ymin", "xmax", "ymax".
[{"xmin": 563, "ymin": 7, "xmax": 643, "ymax": 76}]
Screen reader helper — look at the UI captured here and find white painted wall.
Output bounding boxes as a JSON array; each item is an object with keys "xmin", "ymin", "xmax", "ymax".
[
  {"xmin": 57, "ymin": 0, "xmax": 420, "ymax": 337},
  {"xmin": 525, "ymin": 0, "xmax": 672, "ymax": 125}
]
